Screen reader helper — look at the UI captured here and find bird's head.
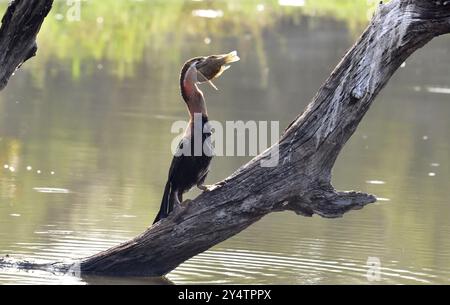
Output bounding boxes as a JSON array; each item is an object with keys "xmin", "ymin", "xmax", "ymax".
[
  {"xmin": 195, "ymin": 50, "xmax": 240, "ymax": 84},
  {"xmin": 180, "ymin": 51, "xmax": 240, "ymax": 92}
]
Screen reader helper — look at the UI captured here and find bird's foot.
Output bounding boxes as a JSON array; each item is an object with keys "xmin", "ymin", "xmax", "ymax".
[
  {"xmin": 215, "ymin": 180, "xmax": 227, "ymax": 187},
  {"xmin": 197, "ymin": 181, "xmax": 227, "ymax": 192},
  {"xmin": 181, "ymin": 199, "xmax": 192, "ymax": 205},
  {"xmin": 197, "ymin": 184, "xmax": 213, "ymax": 192}
]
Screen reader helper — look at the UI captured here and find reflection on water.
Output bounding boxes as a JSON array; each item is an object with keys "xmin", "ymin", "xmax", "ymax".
[{"xmin": 0, "ymin": 0, "xmax": 449, "ymax": 284}]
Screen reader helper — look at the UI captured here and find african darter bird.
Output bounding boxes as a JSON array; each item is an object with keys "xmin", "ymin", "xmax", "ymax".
[{"xmin": 153, "ymin": 51, "xmax": 240, "ymax": 224}]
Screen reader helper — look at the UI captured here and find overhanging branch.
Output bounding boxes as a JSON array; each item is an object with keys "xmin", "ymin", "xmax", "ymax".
[{"xmin": 0, "ymin": 0, "xmax": 53, "ymax": 90}]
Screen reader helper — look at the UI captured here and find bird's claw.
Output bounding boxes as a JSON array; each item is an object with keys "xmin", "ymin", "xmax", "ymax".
[
  {"xmin": 197, "ymin": 184, "xmax": 213, "ymax": 192},
  {"xmin": 197, "ymin": 181, "xmax": 227, "ymax": 192},
  {"xmin": 181, "ymin": 199, "xmax": 192, "ymax": 205}
]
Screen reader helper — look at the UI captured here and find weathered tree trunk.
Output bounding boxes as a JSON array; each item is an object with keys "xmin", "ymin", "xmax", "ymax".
[
  {"xmin": 79, "ymin": 0, "xmax": 450, "ymax": 276},
  {"xmin": 0, "ymin": 0, "xmax": 53, "ymax": 90}
]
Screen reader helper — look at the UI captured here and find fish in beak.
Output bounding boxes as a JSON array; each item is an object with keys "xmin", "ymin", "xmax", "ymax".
[{"xmin": 196, "ymin": 51, "xmax": 240, "ymax": 90}]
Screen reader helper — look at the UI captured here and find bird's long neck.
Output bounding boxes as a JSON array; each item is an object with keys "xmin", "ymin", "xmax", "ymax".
[{"xmin": 180, "ymin": 62, "xmax": 208, "ymax": 119}]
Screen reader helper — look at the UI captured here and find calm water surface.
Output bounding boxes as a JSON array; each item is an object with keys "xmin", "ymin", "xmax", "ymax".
[{"xmin": 0, "ymin": 1, "xmax": 449, "ymax": 284}]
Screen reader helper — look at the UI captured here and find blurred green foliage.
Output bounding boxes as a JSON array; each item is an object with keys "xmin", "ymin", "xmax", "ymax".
[{"xmin": 1, "ymin": 0, "xmax": 376, "ymax": 79}]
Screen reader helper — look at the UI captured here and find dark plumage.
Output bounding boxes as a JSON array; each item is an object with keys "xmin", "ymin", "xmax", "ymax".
[
  {"xmin": 153, "ymin": 52, "xmax": 239, "ymax": 224},
  {"xmin": 153, "ymin": 115, "xmax": 212, "ymax": 224}
]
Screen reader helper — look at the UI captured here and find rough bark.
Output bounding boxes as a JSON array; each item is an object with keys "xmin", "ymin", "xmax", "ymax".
[
  {"xmin": 0, "ymin": 0, "xmax": 53, "ymax": 90},
  {"xmin": 79, "ymin": 0, "xmax": 450, "ymax": 277}
]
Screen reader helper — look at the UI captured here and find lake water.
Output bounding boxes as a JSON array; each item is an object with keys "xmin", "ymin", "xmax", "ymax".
[{"xmin": 0, "ymin": 1, "xmax": 449, "ymax": 284}]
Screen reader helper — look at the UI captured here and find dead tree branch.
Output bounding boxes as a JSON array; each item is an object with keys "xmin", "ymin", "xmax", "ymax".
[
  {"xmin": 79, "ymin": 0, "xmax": 450, "ymax": 276},
  {"xmin": 0, "ymin": 0, "xmax": 53, "ymax": 90}
]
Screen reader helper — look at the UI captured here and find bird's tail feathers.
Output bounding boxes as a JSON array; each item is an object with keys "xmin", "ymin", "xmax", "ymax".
[{"xmin": 152, "ymin": 181, "xmax": 173, "ymax": 224}]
